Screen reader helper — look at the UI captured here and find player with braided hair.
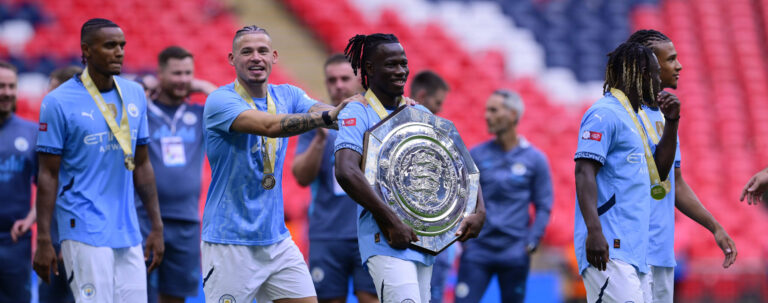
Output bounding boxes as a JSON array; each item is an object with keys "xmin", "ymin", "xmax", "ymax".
[
  {"xmin": 574, "ymin": 41, "xmax": 680, "ymax": 302},
  {"xmin": 627, "ymin": 29, "xmax": 737, "ymax": 302},
  {"xmin": 335, "ymin": 33, "xmax": 485, "ymax": 303}
]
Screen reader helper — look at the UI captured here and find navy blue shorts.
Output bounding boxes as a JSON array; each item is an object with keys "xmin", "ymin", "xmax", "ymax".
[
  {"xmin": 38, "ymin": 260, "xmax": 75, "ymax": 303},
  {"xmin": 309, "ymin": 239, "xmax": 377, "ymax": 299},
  {"xmin": 454, "ymin": 250, "xmax": 530, "ymax": 303},
  {"xmin": 0, "ymin": 236, "xmax": 31, "ymax": 302},
  {"xmin": 139, "ymin": 214, "xmax": 201, "ymax": 300}
]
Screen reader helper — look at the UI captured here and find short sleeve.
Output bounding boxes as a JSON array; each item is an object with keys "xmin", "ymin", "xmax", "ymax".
[
  {"xmin": 289, "ymin": 85, "xmax": 319, "ymax": 114},
  {"xmin": 204, "ymin": 88, "xmax": 250, "ymax": 134},
  {"xmin": 36, "ymin": 95, "xmax": 66, "ymax": 155},
  {"xmin": 333, "ymin": 102, "xmax": 367, "ymax": 155},
  {"xmin": 296, "ymin": 130, "xmax": 317, "ymax": 155},
  {"xmin": 574, "ymin": 107, "xmax": 615, "ymax": 165},
  {"xmin": 136, "ymin": 93, "xmax": 150, "ymax": 145}
]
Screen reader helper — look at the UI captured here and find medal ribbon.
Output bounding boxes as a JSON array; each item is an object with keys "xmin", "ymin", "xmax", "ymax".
[
  {"xmin": 611, "ymin": 88, "xmax": 665, "ymax": 199},
  {"xmin": 234, "ymin": 80, "xmax": 277, "ymax": 177},
  {"xmin": 148, "ymin": 101, "xmax": 187, "ymax": 135},
  {"xmin": 81, "ymin": 67, "xmax": 134, "ymax": 171},
  {"xmin": 364, "ymin": 89, "xmax": 405, "ymax": 120},
  {"xmin": 638, "ymin": 108, "xmax": 672, "ymax": 193}
]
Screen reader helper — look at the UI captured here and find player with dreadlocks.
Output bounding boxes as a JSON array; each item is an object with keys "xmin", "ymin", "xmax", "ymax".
[
  {"xmin": 573, "ymin": 41, "xmax": 680, "ymax": 302},
  {"xmin": 335, "ymin": 34, "xmax": 485, "ymax": 303},
  {"xmin": 33, "ymin": 18, "xmax": 165, "ymax": 302},
  {"xmin": 627, "ymin": 29, "xmax": 737, "ymax": 303}
]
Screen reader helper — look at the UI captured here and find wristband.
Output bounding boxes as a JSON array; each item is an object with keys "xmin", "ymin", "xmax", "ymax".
[{"xmin": 322, "ymin": 111, "xmax": 333, "ymax": 126}]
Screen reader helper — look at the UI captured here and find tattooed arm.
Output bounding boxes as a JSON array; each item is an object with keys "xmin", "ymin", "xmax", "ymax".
[{"xmin": 231, "ymin": 100, "xmax": 349, "ymax": 137}]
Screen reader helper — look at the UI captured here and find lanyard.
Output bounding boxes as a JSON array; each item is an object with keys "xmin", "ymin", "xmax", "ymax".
[
  {"xmin": 81, "ymin": 67, "xmax": 134, "ymax": 171},
  {"xmin": 364, "ymin": 89, "xmax": 405, "ymax": 120},
  {"xmin": 233, "ymin": 80, "xmax": 277, "ymax": 178},
  {"xmin": 611, "ymin": 88, "xmax": 666, "ymax": 200},
  {"xmin": 638, "ymin": 107, "xmax": 672, "ymax": 193},
  {"xmin": 148, "ymin": 101, "xmax": 187, "ymax": 135}
]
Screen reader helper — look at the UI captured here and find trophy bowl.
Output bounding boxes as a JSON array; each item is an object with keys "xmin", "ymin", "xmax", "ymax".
[{"xmin": 362, "ymin": 106, "xmax": 479, "ymax": 255}]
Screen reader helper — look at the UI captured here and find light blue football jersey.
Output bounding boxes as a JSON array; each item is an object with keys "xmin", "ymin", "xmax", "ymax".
[
  {"xmin": 202, "ymin": 83, "xmax": 317, "ymax": 245},
  {"xmin": 36, "ymin": 75, "xmax": 149, "ymax": 248},
  {"xmin": 573, "ymin": 92, "xmax": 654, "ymax": 274}
]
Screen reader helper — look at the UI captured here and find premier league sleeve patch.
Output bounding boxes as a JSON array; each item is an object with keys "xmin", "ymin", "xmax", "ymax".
[
  {"xmin": 342, "ymin": 118, "xmax": 356, "ymax": 126},
  {"xmin": 581, "ymin": 131, "xmax": 602, "ymax": 141}
]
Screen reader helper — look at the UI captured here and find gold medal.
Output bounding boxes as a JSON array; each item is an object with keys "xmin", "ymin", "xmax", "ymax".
[
  {"xmin": 651, "ymin": 184, "xmax": 666, "ymax": 200},
  {"xmin": 262, "ymin": 174, "xmax": 276, "ymax": 190},
  {"xmin": 124, "ymin": 156, "xmax": 135, "ymax": 171}
]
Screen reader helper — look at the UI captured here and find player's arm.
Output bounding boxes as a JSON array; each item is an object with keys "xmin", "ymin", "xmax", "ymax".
[
  {"xmin": 32, "ymin": 152, "xmax": 61, "ymax": 283},
  {"xmin": 230, "ymin": 100, "xmax": 349, "ymax": 137},
  {"xmin": 654, "ymin": 91, "xmax": 681, "ymax": 181},
  {"xmin": 335, "ymin": 149, "xmax": 418, "ymax": 249},
  {"xmin": 289, "ymin": 102, "xmax": 340, "ymax": 186},
  {"xmin": 675, "ymin": 167, "xmax": 737, "ymax": 268},
  {"xmin": 133, "ymin": 144, "xmax": 164, "ymax": 273},
  {"xmin": 740, "ymin": 166, "xmax": 768, "ymax": 204},
  {"xmin": 575, "ymin": 158, "xmax": 609, "ymax": 271},
  {"xmin": 292, "ymin": 130, "xmax": 327, "ymax": 187},
  {"xmin": 527, "ymin": 155, "xmax": 554, "ymax": 253},
  {"xmin": 10, "ymin": 205, "xmax": 36, "ymax": 242}
]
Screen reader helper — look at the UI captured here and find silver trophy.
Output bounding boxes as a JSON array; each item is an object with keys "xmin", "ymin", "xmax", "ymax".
[{"xmin": 362, "ymin": 106, "xmax": 480, "ymax": 255}]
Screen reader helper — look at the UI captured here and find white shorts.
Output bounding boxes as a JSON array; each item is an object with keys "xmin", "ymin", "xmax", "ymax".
[
  {"xmin": 582, "ymin": 259, "xmax": 650, "ymax": 303},
  {"xmin": 649, "ymin": 266, "xmax": 674, "ymax": 303},
  {"xmin": 366, "ymin": 255, "xmax": 433, "ymax": 303},
  {"xmin": 61, "ymin": 240, "xmax": 147, "ymax": 303},
  {"xmin": 201, "ymin": 238, "xmax": 316, "ymax": 302}
]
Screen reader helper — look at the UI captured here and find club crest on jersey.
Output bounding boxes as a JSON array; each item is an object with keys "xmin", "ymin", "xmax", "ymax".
[
  {"xmin": 127, "ymin": 103, "xmax": 139, "ymax": 118},
  {"xmin": 511, "ymin": 163, "xmax": 527, "ymax": 176},
  {"xmin": 14, "ymin": 137, "xmax": 29, "ymax": 152},
  {"xmin": 219, "ymin": 294, "xmax": 236, "ymax": 303},
  {"xmin": 81, "ymin": 283, "xmax": 96, "ymax": 299},
  {"xmin": 39, "ymin": 123, "xmax": 48, "ymax": 131},
  {"xmin": 342, "ymin": 118, "xmax": 356, "ymax": 126},
  {"xmin": 581, "ymin": 131, "xmax": 602, "ymax": 141},
  {"xmin": 183, "ymin": 112, "xmax": 197, "ymax": 125}
]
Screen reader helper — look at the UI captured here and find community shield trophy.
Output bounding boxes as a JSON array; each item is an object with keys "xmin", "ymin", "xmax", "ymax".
[{"xmin": 362, "ymin": 106, "xmax": 480, "ymax": 255}]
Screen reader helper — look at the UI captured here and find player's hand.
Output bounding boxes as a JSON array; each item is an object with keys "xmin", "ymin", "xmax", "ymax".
[
  {"xmin": 33, "ymin": 240, "xmax": 58, "ymax": 284},
  {"xmin": 714, "ymin": 227, "xmax": 737, "ymax": 268},
  {"xmin": 383, "ymin": 219, "xmax": 419, "ymax": 249},
  {"xmin": 139, "ymin": 74, "xmax": 160, "ymax": 100},
  {"xmin": 10, "ymin": 217, "xmax": 34, "ymax": 242},
  {"xmin": 190, "ymin": 78, "xmax": 217, "ymax": 95},
  {"xmin": 402, "ymin": 96, "xmax": 418, "ymax": 106},
  {"xmin": 345, "ymin": 94, "xmax": 366, "ymax": 106},
  {"xmin": 586, "ymin": 230, "xmax": 609, "ymax": 271},
  {"xmin": 657, "ymin": 91, "xmax": 680, "ymax": 120},
  {"xmin": 739, "ymin": 169, "xmax": 768, "ymax": 205},
  {"xmin": 327, "ymin": 98, "xmax": 355, "ymax": 130},
  {"xmin": 456, "ymin": 211, "xmax": 485, "ymax": 242},
  {"xmin": 144, "ymin": 228, "xmax": 165, "ymax": 273}
]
